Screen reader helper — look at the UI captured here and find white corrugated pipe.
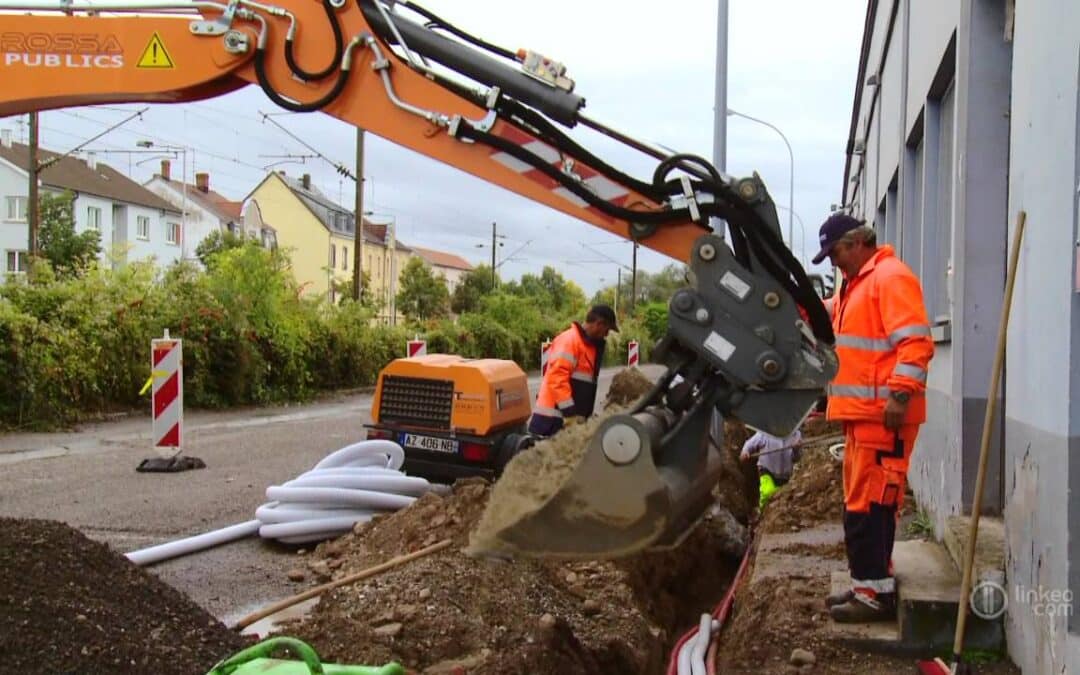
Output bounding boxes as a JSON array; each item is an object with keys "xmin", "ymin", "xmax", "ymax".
[
  {"xmin": 676, "ymin": 614, "xmax": 717, "ymax": 675},
  {"xmin": 126, "ymin": 440, "xmax": 440, "ymax": 565}
]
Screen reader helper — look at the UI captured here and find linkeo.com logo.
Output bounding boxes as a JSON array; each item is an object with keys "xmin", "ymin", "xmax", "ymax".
[{"xmin": 970, "ymin": 581, "xmax": 1074, "ymax": 620}]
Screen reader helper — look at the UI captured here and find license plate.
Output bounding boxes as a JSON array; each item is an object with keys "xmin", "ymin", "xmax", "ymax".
[{"xmin": 400, "ymin": 433, "xmax": 458, "ymax": 454}]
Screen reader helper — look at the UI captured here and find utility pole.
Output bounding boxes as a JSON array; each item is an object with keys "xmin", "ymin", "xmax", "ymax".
[
  {"xmin": 352, "ymin": 128, "xmax": 365, "ymax": 301},
  {"xmin": 615, "ymin": 268, "xmax": 621, "ymax": 316},
  {"xmin": 630, "ymin": 242, "xmax": 639, "ymax": 312},
  {"xmin": 27, "ymin": 112, "xmax": 39, "ymax": 258},
  {"xmin": 712, "ymin": 0, "xmax": 729, "ymax": 239},
  {"xmin": 490, "ymin": 221, "xmax": 497, "ymax": 290}
]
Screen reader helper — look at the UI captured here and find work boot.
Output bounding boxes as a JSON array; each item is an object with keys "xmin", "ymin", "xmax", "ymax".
[
  {"xmin": 829, "ymin": 593, "xmax": 896, "ymax": 623},
  {"xmin": 825, "ymin": 589, "xmax": 853, "ymax": 608}
]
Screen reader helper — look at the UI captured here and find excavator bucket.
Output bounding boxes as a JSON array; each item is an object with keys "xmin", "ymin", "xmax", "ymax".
[{"xmin": 468, "ymin": 399, "xmax": 725, "ymax": 560}]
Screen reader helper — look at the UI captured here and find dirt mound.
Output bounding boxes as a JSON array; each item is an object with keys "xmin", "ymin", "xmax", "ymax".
[
  {"xmin": 0, "ymin": 517, "xmax": 247, "ymax": 674},
  {"xmin": 283, "ymin": 478, "xmax": 746, "ymax": 674},
  {"xmin": 604, "ymin": 367, "xmax": 655, "ymax": 408},
  {"xmin": 759, "ymin": 424, "xmax": 844, "ymax": 534}
]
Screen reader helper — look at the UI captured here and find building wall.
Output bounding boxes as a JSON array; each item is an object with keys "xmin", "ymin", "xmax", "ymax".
[
  {"xmin": 1004, "ymin": 1, "xmax": 1080, "ymax": 671},
  {"xmin": 0, "ymin": 157, "xmax": 28, "ymax": 278},
  {"xmin": 328, "ymin": 233, "xmax": 353, "ymax": 303},
  {"xmin": 847, "ymin": 1, "xmax": 1080, "ymax": 672},
  {"xmin": 247, "ymin": 175, "xmax": 331, "ymax": 299},
  {"xmin": 145, "ymin": 177, "xmax": 223, "ymax": 261}
]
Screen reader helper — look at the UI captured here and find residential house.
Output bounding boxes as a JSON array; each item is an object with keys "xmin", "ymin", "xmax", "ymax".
[
  {"xmin": 410, "ymin": 246, "xmax": 474, "ymax": 294},
  {"xmin": 245, "ymin": 171, "xmax": 410, "ymax": 322},
  {"xmin": 842, "ymin": 2, "xmax": 1079, "ymax": 671},
  {"xmin": 143, "ymin": 161, "xmax": 246, "ymax": 260},
  {"xmin": 0, "ymin": 130, "xmax": 182, "ymax": 279}
]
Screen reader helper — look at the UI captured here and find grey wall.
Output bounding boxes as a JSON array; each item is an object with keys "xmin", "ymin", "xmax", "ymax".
[{"xmin": 1004, "ymin": 0, "xmax": 1080, "ymax": 672}]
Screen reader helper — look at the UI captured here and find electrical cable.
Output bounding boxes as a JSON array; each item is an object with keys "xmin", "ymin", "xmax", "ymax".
[{"xmin": 284, "ymin": 0, "xmax": 344, "ymax": 81}]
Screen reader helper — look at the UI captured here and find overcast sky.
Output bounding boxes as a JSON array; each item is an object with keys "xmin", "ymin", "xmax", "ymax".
[{"xmin": 1, "ymin": 1, "xmax": 866, "ymax": 296}]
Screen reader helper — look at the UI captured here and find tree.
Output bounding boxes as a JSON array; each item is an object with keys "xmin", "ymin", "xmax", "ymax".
[
  {"xmin": 195, "ymin": 229, "xmax": 246, "ymax": 269},
  {"xmin": 332, "ymin": 270, "xmax": 380, "ymax": 310},
  {"xmin": 512, "ymin": 266, "xmax": 586, "ymax": 315},
  {"xmin": 451, "ymin": 264, "xmax": 498, "ymax": 314},
  {"xmin": 36, "ymin": 191, "xmax": 100, "ymax": 277},
  {"xmin": 396, "ymin": 257, "xmax": 450, "ymax": 321}
]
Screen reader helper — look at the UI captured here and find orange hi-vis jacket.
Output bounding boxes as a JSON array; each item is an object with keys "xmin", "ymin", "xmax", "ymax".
[
  {"xmin": 827, "ymin": 246, "xmax": 934, "ymax": 424},
  {"xmin": 534, "ymin": 322, "xmax": 605, "ymax": 420}
]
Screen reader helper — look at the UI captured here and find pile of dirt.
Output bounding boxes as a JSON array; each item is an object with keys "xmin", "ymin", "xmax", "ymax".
[
  {"xmin": 283, "ymin": 477, "xmax": 746, "ymax": 674},
  {"xmin": 759, "ymin": 426, "xmax": 844, "ymax": 534},
  {"xmin": 0, "ymin": 517, "xmax": 247, "ymax": 674},
  {"xmin": 603, "ymin": 367, "xmax": 655, "ymax": 408}
]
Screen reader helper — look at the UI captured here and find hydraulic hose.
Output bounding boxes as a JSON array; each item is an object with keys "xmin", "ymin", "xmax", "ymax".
[
  {"xmin": 125, "ymin": 440, "xmax": 440, "ymax": 565},
  {"xmin": 284, "ymin": 0, "xmax": 344, "ymax": 81}
]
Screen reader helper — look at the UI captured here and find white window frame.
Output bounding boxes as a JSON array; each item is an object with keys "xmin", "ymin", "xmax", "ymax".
[
  {"xmin": 136, "ymin": 215, "xmax": 150, "ymax": 240},
  {"xmin": 329, "ymin": 243, "xmax": 336, "ymax": 268},
  {"xmin": 5, "ymin": 196, "xmax": 27, "ymax": 222},
  {"xmin": 166, "ymin": 221, "xmax": 180, "ymax": 246},
  {"xmin": 5, "ymin": 249, "xmax": 28, "ymax": 274},
  {"xmin": 87, "ymin": 206, "xmax": 102, "ymax": 231}
]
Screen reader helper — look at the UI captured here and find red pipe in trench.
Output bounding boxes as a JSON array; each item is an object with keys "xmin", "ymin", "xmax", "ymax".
[{"xmin": 664, "ymin": 542, "xmax": 754, "ymax": 675}]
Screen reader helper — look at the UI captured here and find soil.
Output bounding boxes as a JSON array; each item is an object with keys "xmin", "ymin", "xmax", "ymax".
[
  {"xmin": 710, "ymin": 423, "xmax": 1019, "ymax": 675},
  {"xmin": 758, "ymin": 427, "xmax": 845, "ymax": 534},
  {"xmin": 284, "ymin": 477, "xmax": 746, "ymax": 674},
  {"xmin": 0, "ymin": 517, "xmax": 247, "ymax": 675},
  {"xmin": 602, "ymin": 367, "xmax": 655, "ymax": 408}
]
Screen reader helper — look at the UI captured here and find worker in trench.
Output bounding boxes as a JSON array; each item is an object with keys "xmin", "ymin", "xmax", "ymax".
[
  {"xmin": 812, "ymin": 214, "xmax": 935, "ymax": 623},
  {"xmin": 527, "ymin": 305, "xmax": 617, "ymax": 437},
  {"xmin": 740, "ymin": 427, "xmax": 803, "ymax": 510}
]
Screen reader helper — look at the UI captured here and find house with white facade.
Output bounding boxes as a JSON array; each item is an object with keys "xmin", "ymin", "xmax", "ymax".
[
  {"xmin": 0, "ymin": 130, "xmax": 182, "ymax": 279},
  {"xmin": 410, "ymin": 246, "xmax": 474, "ymax": 294},
  {"xmin": 143, "ymin": 161, "xmax": 247, "ymax": 261}
]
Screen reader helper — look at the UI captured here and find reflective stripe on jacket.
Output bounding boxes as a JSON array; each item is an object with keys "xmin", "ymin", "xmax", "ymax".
[
  {"xmin": 827, "ymin": 245, "xmax": 934, "ymax": 424},
  {"xmin": 534, "ymin": 322, "xmax": 605, "ymax": 420}
]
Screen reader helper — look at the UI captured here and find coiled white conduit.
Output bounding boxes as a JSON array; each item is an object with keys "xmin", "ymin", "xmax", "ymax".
[{"xmin": 126, "ymin": 440, "xmax": 440, "ymax": 565}]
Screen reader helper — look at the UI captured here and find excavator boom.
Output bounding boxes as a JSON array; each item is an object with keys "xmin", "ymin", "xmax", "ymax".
[{"xmin": 0, "ymin": 0, "xmax": 837, "ymax": 558}]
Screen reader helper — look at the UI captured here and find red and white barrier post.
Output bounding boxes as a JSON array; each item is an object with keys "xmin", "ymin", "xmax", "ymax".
[
  {"xmin": 407, "ymin": 336, "xmax": 427, "ymax": 358},
  {"xmin": 627, "ymin": 340, "xmax": 640, "ymax": 368},
  {"xmin": 152, "ymin": 329, "xmax": 183, "ymax": 455},
  {"xmin": 540, "ymin": 339, "xmax": 552, "ymax": 376}
]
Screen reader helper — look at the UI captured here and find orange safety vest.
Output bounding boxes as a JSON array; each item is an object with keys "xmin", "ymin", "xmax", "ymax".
[
  {"xmin": 534, "ymin": 322, "xmax": 605, "ymax": 419},
  {"xmin": 827, "ymin": 246, "xmax": 934, "ymax": 424}
]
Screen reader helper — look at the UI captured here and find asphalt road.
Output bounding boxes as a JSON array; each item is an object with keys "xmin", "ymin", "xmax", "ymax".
[{"xmin": 0, "ymin": 365, "xmax": 662, "ymax": 623}]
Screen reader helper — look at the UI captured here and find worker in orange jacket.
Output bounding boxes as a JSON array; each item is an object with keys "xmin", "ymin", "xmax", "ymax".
[
  {"xmin": 810, "ymin": 214, "xmax": 934, "ymax": 623},
  {"xmin": 528, "ymin": 305, "xmax": 617, "ymax": 437}
]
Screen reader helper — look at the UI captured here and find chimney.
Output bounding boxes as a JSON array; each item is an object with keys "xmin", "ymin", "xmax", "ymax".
[
  {"xmin": 0, "ymin": 129, "xmax": 10, "ymax": 148},
  {"xmin": 160, "ymin": 159, "xmax": 171, "ymax": 181},
  {"xmin": 86, "ymin": 151, "xmax": 97, "ymax": 171},
  {"xmin": 301, "ymin": 173, "xmax": 311, "ymax": 190},
  {"xmin": 195, "ymin": 172, "xmax": 209, "ymax": 193}
]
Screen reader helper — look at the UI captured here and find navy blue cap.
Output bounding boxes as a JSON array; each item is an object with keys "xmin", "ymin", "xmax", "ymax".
[{"xmin": 811, "ymin": 214, "xmax": 863, "ymax": 264}]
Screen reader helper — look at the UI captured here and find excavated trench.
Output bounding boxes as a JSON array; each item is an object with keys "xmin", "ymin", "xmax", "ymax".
[{"xmin": 277, "ymin": 369, "xmax": 758, "ymax": 674}]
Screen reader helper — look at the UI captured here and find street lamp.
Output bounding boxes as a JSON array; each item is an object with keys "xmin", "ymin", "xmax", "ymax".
[
  {"xmin": 774, "ymin": 204, "xmax": 807, "ymax": 265},
  {"xmin": 137, "ymin": 140, "xmax": 188, "ymax": 254},
  {"xmin": 727, "ymin": 108, "xmax": 795, "ymax": 255}
]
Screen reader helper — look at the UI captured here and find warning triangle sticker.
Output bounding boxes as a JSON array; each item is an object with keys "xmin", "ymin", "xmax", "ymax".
[{"xmin": 137, "ymin": 33, "xmax": 175, "ymax": 69}]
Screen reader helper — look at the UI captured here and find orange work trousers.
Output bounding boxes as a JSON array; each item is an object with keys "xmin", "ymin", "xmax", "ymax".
[{"xmin": 841, "ymin": 421, "xmax": 919, "ymax": 599}]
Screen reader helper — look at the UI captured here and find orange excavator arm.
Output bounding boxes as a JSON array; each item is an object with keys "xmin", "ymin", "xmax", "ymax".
[
  {"xmin": 2, "ymin": 0, "xmax": 796, "ymax": 273},
  {"xmin": 1, "ymin": 0, "xmax": 838, "ymax": 558}
]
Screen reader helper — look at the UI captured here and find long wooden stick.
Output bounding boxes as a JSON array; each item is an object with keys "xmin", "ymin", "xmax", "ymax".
[
  {"xmin": 951, "ymin": 210, "xmax": 1027, "ymax": 668},
  {"xmin": 232, "ymin": 539, "xmax": 454, "ymax": 631}
]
